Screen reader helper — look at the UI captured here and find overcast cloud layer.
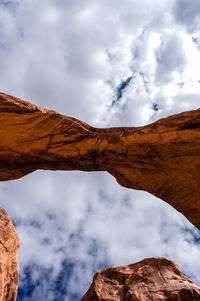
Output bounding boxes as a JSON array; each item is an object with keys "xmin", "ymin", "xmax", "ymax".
[{"xmin": 0, "ymin": 0, "xmax": 200, "ymax": 300}]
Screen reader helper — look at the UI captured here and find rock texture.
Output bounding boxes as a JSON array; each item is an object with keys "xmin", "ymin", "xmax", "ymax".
[
  {"xmin": 0, "ymin": 92, "xmax": 200, "ymax": 229},
  {"xmin": 0, "ymin": 207, "xmax": 20, "ymax": 301},
  {"xmin": 81, "ymin": 257, "xmax": 200, "ymax": 301}
]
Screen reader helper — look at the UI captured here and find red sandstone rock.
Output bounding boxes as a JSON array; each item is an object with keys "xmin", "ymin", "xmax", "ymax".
[
  {"xmin": 0, "ymin": 207, "xmax": 20, "ymax": 301},
  {"xmin": 81, "ymin": 257, "xmax": 200, "ymax": 301},
  {"xmin": 1, "ymin": 93, "xmax": 200, "ymax": 300},
  {"xmin": 0, "ymin": 92, "xmax": 200, "ymax": 229}
]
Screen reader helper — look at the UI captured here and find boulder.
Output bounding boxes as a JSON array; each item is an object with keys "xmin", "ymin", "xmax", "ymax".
[{"xmin": 81, "ymin": 257, "xmax": 200, "ymax": 301}]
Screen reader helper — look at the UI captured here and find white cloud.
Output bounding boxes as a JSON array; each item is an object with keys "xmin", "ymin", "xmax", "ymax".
[
  {"xmin": 155, "ymin": 32, "xmax": 187, "ymax": 84},
  {"xmin": 0, "ymin": 0, "xmax": 200, "ymax": 299},
  {"xmin": 173, "ymin": 0, "xmax": 200, "ymax": 33}
]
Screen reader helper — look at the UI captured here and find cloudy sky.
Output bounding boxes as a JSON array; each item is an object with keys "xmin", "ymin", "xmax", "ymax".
[{"xmin": 0, "ymin": 0, "xmax": 200, "ymax": 300}]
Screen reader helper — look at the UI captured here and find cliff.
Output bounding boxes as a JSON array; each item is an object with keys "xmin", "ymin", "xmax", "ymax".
[
  {"xmin": 0, "ymin": 207, "xmax": 20, "ymax": 301},
  {"xmin": 81, "ymin": 257, "xmax": 200, "ymax": 301},
  {"xmin": 0, "ymin": 92, "xmax": 199, "ymax": 229}
]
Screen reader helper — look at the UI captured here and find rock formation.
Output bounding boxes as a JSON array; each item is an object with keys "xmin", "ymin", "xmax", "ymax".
[
  {"xmin": 81, "ymin": 257, "xmax": 200, "ymax": 300},
  {"xmin": 0, "ymin": 207, "xmax": 20, "ymax": 301},
  {"xmin": 1, "ymin": 92, "xmax": 200, "ymax": 300},
  {"xmin": 0, "ymin": 92, "xmax": 200, "ymax": 229}
]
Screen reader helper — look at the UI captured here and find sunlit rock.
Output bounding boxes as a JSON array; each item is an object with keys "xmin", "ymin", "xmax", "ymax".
[
  {"xmin": 0, "ymin": 207, "xmax": 20, "ymax": 301},
  {"xmin": 81, "ymin": 257, "xmax": 200, "ymax": 301},
  {"xmin": 0, "ymin": 92, "xmax": 200, "ymax": 228}
]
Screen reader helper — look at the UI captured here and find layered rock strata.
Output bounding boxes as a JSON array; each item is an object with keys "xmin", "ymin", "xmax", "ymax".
[
  {"xmin": 81, "ymin": 257, "xmax": 200, "ymax": 301},
  {"xmin": 0, "ymin": 92, "xmax": 200, "ymax": 229},
  {"xmin": 0, "ymin": 207, "xmax": 20, "ymax": 301}
]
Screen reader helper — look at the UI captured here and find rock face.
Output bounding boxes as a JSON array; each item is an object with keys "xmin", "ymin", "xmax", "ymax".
[
  {"xmin": 0, "ymin": 207, "xmax": 20, "ymax": 301},
  {"xmin": 81, "ymin": 257, "xmax": 200, "ymax": 301},
  {"xmin": 0, "ymin": 92, "xmax": 200, "ymax": 229}
]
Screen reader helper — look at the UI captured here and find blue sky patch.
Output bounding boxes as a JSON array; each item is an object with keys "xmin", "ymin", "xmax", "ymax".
[{"xmin": 112, "ymin": 76, "xmax": 133, "ymax": 105}]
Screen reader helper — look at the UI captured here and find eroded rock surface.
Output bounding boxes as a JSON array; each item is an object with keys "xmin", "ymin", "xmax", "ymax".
[
  {"xmin": 0, "ymin": 207, "xmax": 20, "ymax": 301},
  {"xmin": 0, "ymin": 92, "xmax": 200, "ymax": 229},
  {"xmin": 81, "ymin": 257, "xmax": 200, "ymax": 301}
]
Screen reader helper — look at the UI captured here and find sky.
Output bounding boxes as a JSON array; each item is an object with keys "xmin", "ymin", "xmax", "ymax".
[{"xmin": 0, "ymin": 0, "xmax": 200, "ymax": 300}]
